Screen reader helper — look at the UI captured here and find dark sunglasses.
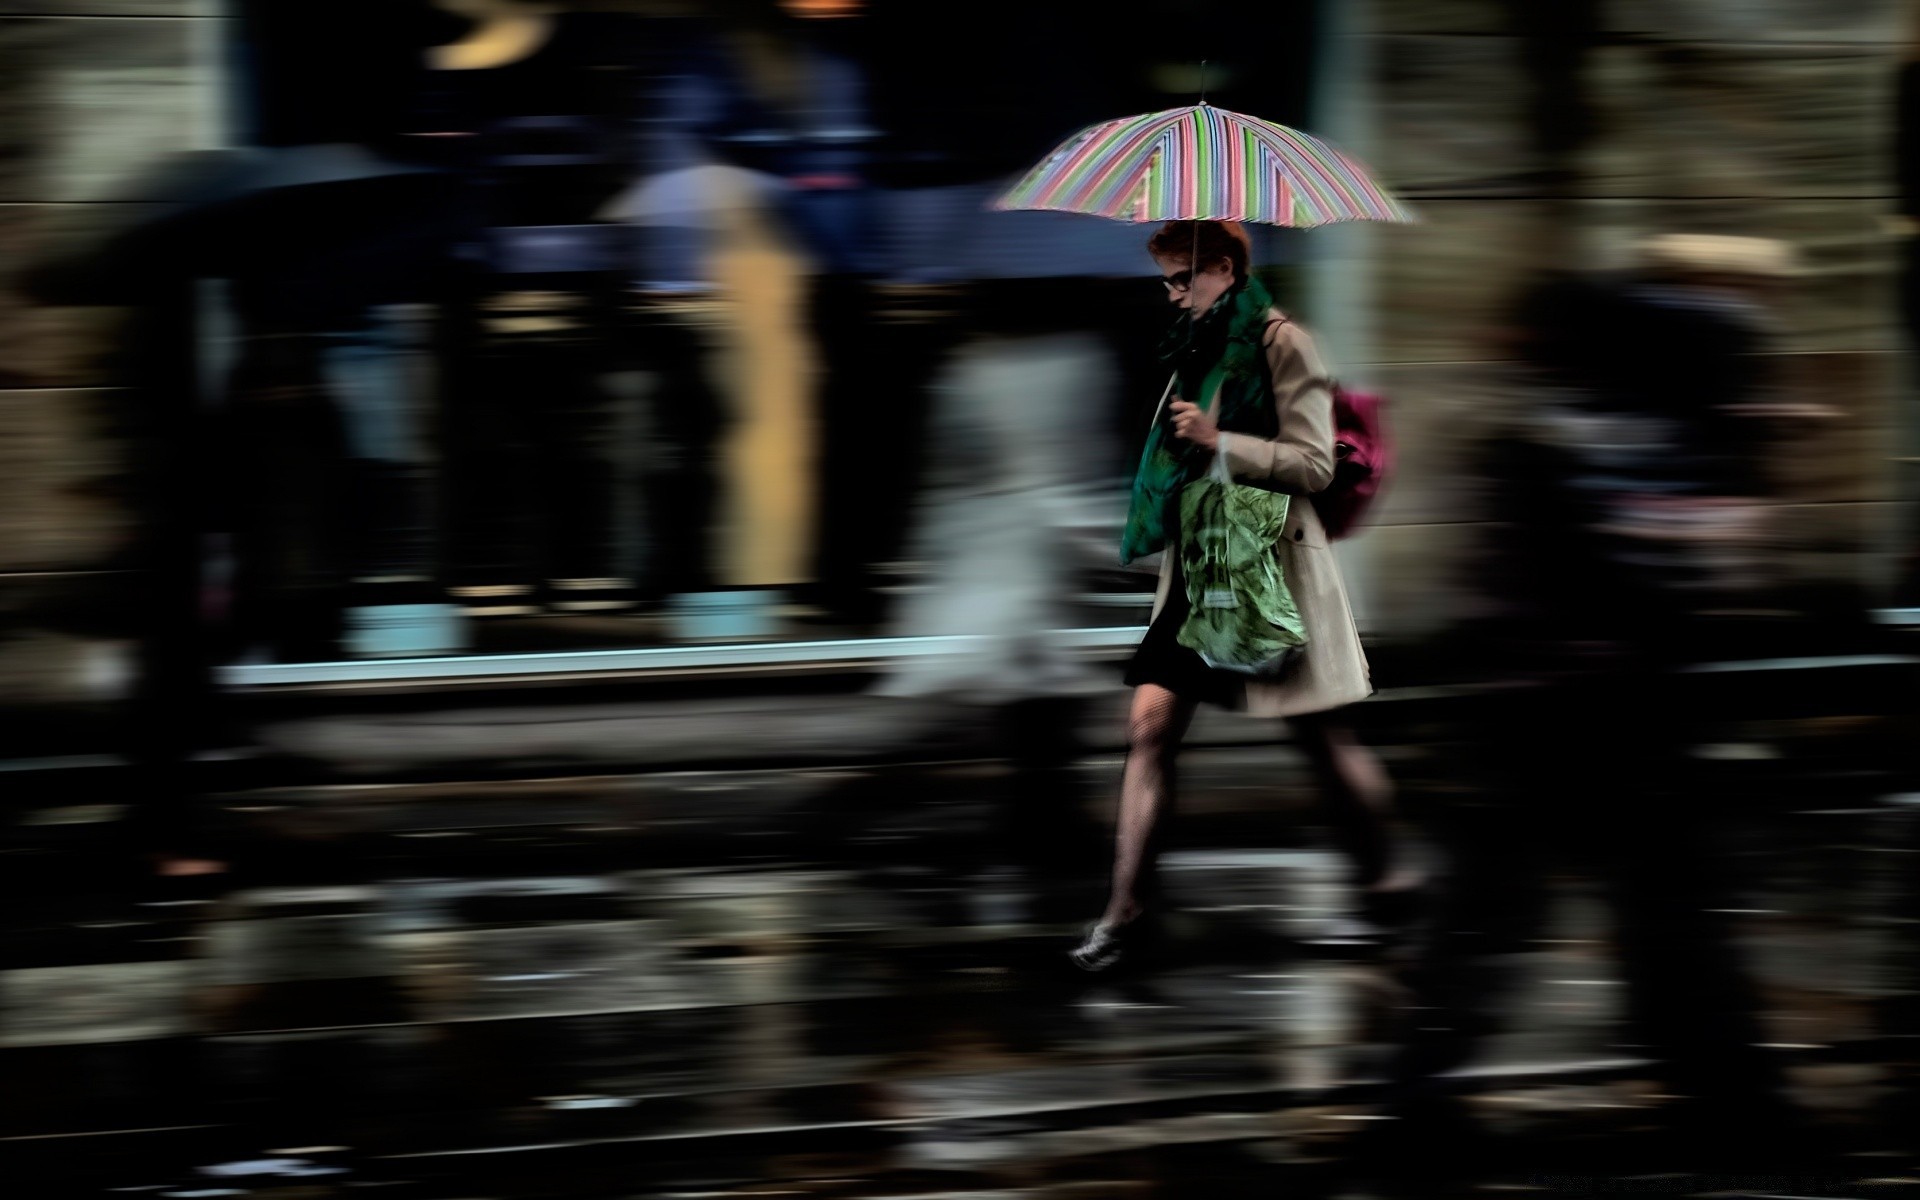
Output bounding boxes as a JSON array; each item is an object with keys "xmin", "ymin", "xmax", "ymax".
[{"xmin": 1160, "ymin": 269, "xmax": 1194, "ymax": 293}]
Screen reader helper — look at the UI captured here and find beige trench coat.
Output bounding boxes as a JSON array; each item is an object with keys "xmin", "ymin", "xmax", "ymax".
[{"xmin": 1149, "ymin": 313, "xmax": 1374, "ymax": 718}]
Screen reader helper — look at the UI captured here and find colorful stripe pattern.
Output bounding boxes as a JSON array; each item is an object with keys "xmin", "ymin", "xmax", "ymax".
[{"xmin": 994, "ymin": 103, "xmax": 1413, "ymax": 227}]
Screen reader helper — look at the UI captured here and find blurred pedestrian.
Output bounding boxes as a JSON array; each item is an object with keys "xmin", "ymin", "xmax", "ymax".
[
  {"xmin": 686, "ymin": 0, "xmax": 894, "ymax": 625},
  {"xmin": 417, "ymin": 0, "xmax": 636, "ymax": 617},
  {"xmin": 872, "ymin": 278, "xmax": 1124, "ymax": 915},
  {"xmin": 1071, "ymin": 220, "xmax": 1417, "ymax": 972},
  {"xmin": 1355, "ymin": 240, "xmax": 1822, "ymax": 1183}
]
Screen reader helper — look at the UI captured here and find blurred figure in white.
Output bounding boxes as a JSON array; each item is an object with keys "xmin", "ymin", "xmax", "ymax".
[
  {"xmin": 872, "ymin": 280, "xmax": 1128, "ymax": 913},
  {"xmin": 879, "ymin": 322, "xmax": 1117, "ymax": 703}
]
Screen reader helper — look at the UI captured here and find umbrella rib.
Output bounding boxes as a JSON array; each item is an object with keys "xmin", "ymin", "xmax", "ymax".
[{"xmin": 1241, "ymin": 117, "xmax": 1408, "ymax": 222}]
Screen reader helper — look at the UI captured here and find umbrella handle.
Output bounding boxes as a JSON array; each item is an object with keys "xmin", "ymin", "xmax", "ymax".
[
  {"xmin": 1146, "ymin": 221, "xmax": 1201, "ymax": 432},
  {"xmin": 1147, "ymin": 372, "xmax": 1177, "ymax": 430}
]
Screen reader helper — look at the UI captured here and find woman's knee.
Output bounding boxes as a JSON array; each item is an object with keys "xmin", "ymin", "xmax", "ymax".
[
  {"xmin": 1126, "ymin": 692, "xmax": 1188, "ymax": 762},
  {"xmin": 1127, "ymin": 714, "xmax": 1175, "ymax": 760}
]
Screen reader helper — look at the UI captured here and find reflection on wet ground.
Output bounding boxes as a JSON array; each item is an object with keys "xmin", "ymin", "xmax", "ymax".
[{"xmin": 2, "ymin": 728, "xmax": 1917, "ymax": 1197}]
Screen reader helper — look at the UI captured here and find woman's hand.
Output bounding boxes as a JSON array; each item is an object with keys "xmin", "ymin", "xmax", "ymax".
[{"xmin": 1169, "ymin": 398, "xmax": 1220, "ymax": 450}]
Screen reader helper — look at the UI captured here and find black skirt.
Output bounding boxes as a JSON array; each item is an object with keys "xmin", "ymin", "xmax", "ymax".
[{"xmin": 1122, "ymin": 562, "xmax": 1248, "ymax": 710}]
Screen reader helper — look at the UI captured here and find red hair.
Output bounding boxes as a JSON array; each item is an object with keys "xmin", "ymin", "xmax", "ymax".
[{"xmin": 1146, "ymin": 220, "xmax": 1251, "ymax": 279}]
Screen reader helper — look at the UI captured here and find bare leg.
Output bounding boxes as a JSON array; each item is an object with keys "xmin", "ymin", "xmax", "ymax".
[
  {"xmin": 1101, "ymin": 683, "xmax": 1199, "ymax": 926},
  {"xmin": 1290, "ymin": 712, "xmax": 1414, "ymax": 895}
]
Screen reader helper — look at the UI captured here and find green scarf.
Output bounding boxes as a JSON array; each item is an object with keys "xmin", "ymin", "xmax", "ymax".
[{"xmin": 1120, "ymin": 274, "xmax": 1282, "ymax": 565}]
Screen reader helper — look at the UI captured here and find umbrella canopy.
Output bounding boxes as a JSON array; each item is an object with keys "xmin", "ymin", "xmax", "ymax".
[
  {"xmin": 994, "ymin": 103, "xmax": 1411, "ymax": 227},
  {"xmin": 22, "ymin": 145, "xmax": 453, "ymax": 308},
  {"xmin": 598, "ymin": 162, "xmax": 781, "ymax": 228}
]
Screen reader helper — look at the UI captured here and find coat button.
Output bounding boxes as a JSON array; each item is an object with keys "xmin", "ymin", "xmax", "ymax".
[{"xmin": 1294, "ymin": 529, "xmax": 1304, "ymax": 542}]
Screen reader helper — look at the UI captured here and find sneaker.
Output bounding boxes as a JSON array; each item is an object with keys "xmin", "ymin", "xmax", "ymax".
[{"xmin": 1069, "ymin": 913, "xmax": 1158, "ymax": 973}]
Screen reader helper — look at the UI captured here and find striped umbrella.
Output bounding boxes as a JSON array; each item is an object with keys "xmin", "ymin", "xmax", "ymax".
[{"xmin": 994, "ymin": 103, "xmax": 1411, "ymax": 227}]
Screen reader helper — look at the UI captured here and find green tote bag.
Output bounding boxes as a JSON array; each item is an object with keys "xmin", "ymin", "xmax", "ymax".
[{"xmin": 1174, "ymin": 450, "xmax": 1308, "ymax": 676}]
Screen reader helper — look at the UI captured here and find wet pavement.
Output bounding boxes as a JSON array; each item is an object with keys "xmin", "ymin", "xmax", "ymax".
[{"xmin": 3, "ymin": 708, "xmax": 1919, "ymax": 1197}]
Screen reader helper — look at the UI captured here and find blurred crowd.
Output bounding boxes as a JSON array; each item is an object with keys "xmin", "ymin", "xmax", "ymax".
[
  {"xmin": 25, "ymin": 0, "xmax": 1321, "ymax": 663},
  {"xmin": 20, "ymin": 0, "xmax": 1897, "ymax": 682}
]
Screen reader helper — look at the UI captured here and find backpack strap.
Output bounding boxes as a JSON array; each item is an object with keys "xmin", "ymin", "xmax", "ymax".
[{"xmin": 1262, "ymin": 312, "xmax": 1341, "ymax": 393}]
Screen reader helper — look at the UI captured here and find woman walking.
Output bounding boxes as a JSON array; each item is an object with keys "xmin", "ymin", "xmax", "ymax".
[{"xmin": 1072, "ymin": 220, "xmax": 1414, "ymax": 971}]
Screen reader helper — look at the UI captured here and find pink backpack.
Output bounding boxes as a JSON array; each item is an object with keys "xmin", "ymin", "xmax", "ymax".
[
  {"xmin": 1264, "ymin": 316, "xmax": 1393, "ymax": 540},
  {"xmin": 1297, "ymin": 384, "xmax": 1390, "ymax": 537},
  {"xmin": 1315, "ymin": 384, "xmax": 1393, "ymax": 540}
]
